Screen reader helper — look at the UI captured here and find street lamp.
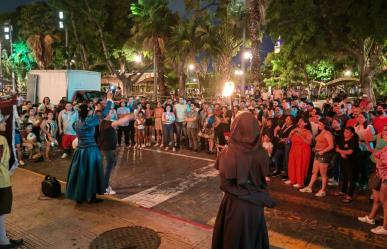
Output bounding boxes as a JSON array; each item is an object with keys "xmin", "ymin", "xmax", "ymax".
[
  {"xmin": 222, "ymin": 81, "xmax": 235, "ymax": 97},
  {"xmin": 344, "ymin": 69, "xmax": 352, "ymax": 77},
  {"xmin": 243, "ymin": 51, "xmax": 252, "ymax": 60},
  {"xmin": 188, "ymin": 64, "xmax": 195, "ymax": 71},
  {"xmin": 133, "ymin": 54, "xmax": 142, "ymax": 63},
  {"xmin": 58, "ymin": 11, "xmax": 69, "ymax": 69},
  {"xmin": 3, "ymin": 23, "xmax": 15, "ymax": 92}
]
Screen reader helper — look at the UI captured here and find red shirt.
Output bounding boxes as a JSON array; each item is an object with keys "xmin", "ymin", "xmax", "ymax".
[
  {"xmin": 373, "ymin": 116, "xmax": 387, "ymax": 134},
  {"xmin": 346, "ymin": 118, "xmax": 358, "ymax": 128}
]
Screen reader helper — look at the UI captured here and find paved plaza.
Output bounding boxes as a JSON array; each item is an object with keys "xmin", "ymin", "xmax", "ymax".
[{"xmin": 7, "ymin": 146, "xmax": 385, "ymax": 249}]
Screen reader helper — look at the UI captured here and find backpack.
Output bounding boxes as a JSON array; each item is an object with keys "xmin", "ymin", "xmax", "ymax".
[{"xmin": 41, "ymin": 175, "xmax": 61, "ymax": 198}]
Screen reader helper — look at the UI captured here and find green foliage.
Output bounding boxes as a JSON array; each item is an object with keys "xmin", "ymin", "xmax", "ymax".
[
  {"xmin": 7, "ymin": 41, "xmax": 37, "ymax": 92},
  {"xmin": 305, "ymin": 60, "xmax": 335, "ymax": 82}
]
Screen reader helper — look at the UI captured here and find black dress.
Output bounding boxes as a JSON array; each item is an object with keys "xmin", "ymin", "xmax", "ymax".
[{"xmin": 212, "ymin": 149, "xmax": 274, "ymax": 249}]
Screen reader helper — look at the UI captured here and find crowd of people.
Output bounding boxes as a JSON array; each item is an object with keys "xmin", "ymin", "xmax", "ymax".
[{"xmin": 9, "ymin": 89, "xmax": 387, "ymax": 235}]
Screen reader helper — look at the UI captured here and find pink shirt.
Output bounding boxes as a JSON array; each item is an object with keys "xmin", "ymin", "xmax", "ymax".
[{"xmin": 375, "ymin": 147, "xmax": 387, "ymax": 180}]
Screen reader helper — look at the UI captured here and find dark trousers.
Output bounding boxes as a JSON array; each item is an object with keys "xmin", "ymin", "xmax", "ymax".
[
  {"xmin": 164, "ymin": 124, "xmax": 174, "ymax": 147},
  {"xmin": 357, "ymin": 151, "xmax": 370, "ymax": 187},
  {"xmin": 128, "ymin": 121, "xmax": 135, "ymax": 144},
  {"xmin": 117, "ymin": 125, "xmax": 129, "ymax": 146},
  {"xmin": 102, "ymin": 150, "xmax": 117, "ymax": 190},
  {"xmin": 341, "ymin": 158, "xmax": 358, "ymax": 197},
  {"xmin": 329, "ymin": 153, "xmax": 341, "ymax": 181},
  {"xmin": 283, "ymin": 143, "xmax": 291, "ymax": 176},
  {"xmin": 175, "ymin": 122, "xmax": 186, "ymax": 148},
  {"xmin": 273, "ymin": 147, "xmax": 284, "ymax": 173}
]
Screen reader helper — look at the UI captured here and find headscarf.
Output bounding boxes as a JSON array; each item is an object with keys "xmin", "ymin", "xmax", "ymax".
[{"xmin": 216, "ymin": 111, "xmax": 261, "ymax": 185}]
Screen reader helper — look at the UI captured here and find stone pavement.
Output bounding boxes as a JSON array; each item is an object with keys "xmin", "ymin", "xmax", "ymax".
[
  {"xmin": 7, "ymin": 169, "xmax": 212, "ymax": 249},
  {"xmin": 18, "ymin": 146, "xmax": 387, "ymax": 249}
]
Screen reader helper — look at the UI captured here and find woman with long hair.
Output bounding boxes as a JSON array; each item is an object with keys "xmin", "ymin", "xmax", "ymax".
[
  {"xmin": 40, "ymin": 110, "xmax": 58, "ymax": 161},
  {"xmin": 358, "ymin": 124, "xmax": 387, "ymax": 234},
  {"xmin": 354, "ymin": 112, "xmax": 376, "ymax": 189},
  {"xmin": 66, "ymin": 92, "xmax": 113, "ymax": 204},
  {"xmin": 286, "ymin": 116, "xmax": 313, "ymax": 188},
  {"xmin": 212, "ymin": 111, "xmax": 274, "ymax": 249},
  {"xmin": 162, "ymin": 104, "xmax": 176, "ymax": 151},
  {"xmin": 300, "ymin": 118, "xmax": 335, "ymax": 196},
  {"xmin": 335, "ymin": 127, "xmax": 359, "ymax": 202}
]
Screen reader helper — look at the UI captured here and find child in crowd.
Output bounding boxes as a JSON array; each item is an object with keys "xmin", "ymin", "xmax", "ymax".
[
  {"xmin": 22, "ymin": 123, "xmax": 42, "ymax": 161},
  {"xmin": 135, "ymin": 111, "xmax": 146, "ymax": 148},
  {"xmin": 40, "ymin": 110, "xmax": 58, "ymax": 160}
]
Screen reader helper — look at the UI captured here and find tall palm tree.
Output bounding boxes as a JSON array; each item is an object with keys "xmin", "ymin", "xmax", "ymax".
[
  {"xmin": 130, "ymin": 0, "xmax": 177, "ymax": 97},
  {"xmin": 27, "ymin": 34, "xmax": 55, "ymax": 69},
  {"xmin": 248, "ymin": 0, "xmax": 269, "ymax": 87}
]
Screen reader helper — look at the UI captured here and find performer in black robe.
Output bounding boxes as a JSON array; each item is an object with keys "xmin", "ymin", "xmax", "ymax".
[{"xmin": 212, "ymin": 111, "xmax": 275, "ymax": 249}]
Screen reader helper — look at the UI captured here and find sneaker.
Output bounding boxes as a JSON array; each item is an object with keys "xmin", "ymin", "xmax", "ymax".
[
  {"xmin": 293, "ymin": 184, "xmax": 301, "ymax": 188},
  {"xmin": 328, "ymin": 180, "xmax": 339, "ymax": 186},
  {"xmin": 172, "ymin": 147, "xmax": 176, "ymax": 152},
  {"xmin": 19, "ymin": 160, "xmax": 25, "ymax": 166},
  {"xmin": 141, "ymin": 144, "xmax": 146, "ymax": 148},
  {"xmin": 104, "ymin": 186, "xmax": 116, "ymax": 195},
  {"xmin": 154, "ymin": 143, "xmax": 159, "ymax": 147},
  {"xmin": 315, "ymin": 190, "xmax": 326, "ymax": 197},
  {"xmin": 160, "ymin": 144, "xmax": 164, "ymax": 148},
  {"xmin": 371, "ymin": 226, "xmax": 387, "ymax": 235},
  {"xmin": 358, "ymin": 216, "xmax": 375, "ymax": 225},
  {"xmin": 165, "ymin": 147, "xmax": 169, "ymax": 151},
  {"xmin": 299, "ymin": 186, "xmax": 313, "ymax": 193},
  {"xmin": 61, "ymin": 153, "xmax": 68, "ymax": 159},
  {"xmin": 284, "ymin": 180, "xmax": 292, "ymax": 185}
]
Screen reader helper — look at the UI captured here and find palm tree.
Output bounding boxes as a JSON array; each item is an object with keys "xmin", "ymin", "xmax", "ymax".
[
  {"xmin": 130, "ymin": 0, "xmax": 177, "ymax": 97},
  {"xmin": 248, "ymin": 0, "xmax": 270, "ymax": 87},
  {"xmin": 26, "ymin": 34, "xmax": 55, "ymax": 69}
]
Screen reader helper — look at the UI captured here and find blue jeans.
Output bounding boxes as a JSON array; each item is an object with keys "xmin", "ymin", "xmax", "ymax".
[
  {"xmin": 283, "ymin": 143, "xmax": 291, "ymax": 176},
  {"xmin": 164, "ymin": 124, "xmax": 174, "ymax": 147},
  {"xmin": 102, "ymin": 150, "xmax": 117, "ymax": 190}
]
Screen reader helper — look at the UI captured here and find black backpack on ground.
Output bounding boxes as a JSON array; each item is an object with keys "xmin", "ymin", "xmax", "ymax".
[{"xmin": 41, "ymin": 175, "xmax": 61, "ymax": 198}]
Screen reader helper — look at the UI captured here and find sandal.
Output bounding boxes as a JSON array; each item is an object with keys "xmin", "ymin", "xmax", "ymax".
[{"xmin": 342, "ymin": 196, "xmax": 353, "ymax": 203}]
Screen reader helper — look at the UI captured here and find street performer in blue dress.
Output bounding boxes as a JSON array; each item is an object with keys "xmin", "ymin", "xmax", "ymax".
[
  {"xmin": 212, "ymin": 111, "xmax": 275, "ymax": 249},
  {"xmin": 66, "ymin": 92, "xmax": 113, "ymax": 204}
]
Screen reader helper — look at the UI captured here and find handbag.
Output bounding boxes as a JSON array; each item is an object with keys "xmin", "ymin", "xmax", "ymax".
[{"xmin": 41, "ymin": 175, "xmax": 61, "ymax": 198}]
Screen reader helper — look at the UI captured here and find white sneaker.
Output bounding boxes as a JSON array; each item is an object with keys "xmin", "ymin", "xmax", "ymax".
[
  {"xmin": 172, "ymin": 147, "xmax": 176, "ymax": 152},
  {"xmin": 104, "ymin": 186, "xmax": 116, "ymax": 195},
  {"xmin": 165, "ymin": 147, "xmax": 169, "ymax": 151},
  {"xmin": 284, "ymin": 180, "xmax": 292, "ymax": 185},
  {"xmin": 315, "ymin": 190, "xmax": 326, "ymax": 197},
  {"xmin": 141, "ymin": 144, "xmax": 146, "ymax": 148},
  {"xmin": 358, "ymin": 216, "xmax": 375, "ymax": 225},
  {"xmin": 160, "ymin": 144, "xmax": 164, "ymax": 148},
  {"xmin": 61, "ymin": 153, "xmax": 68, "ymax": 159},
  {"xmin": 328, "ymin": 180, "xmax": 339, "ymax": 186},
  {"xmin": 293, "ymin": 184, "xmax": 301, "ymax": 188},
  {"xmin": 371, "ymin": 226, "xmax": 387, "ymax": 235},
  {"xmin": 299, "ymin": 186, "xmax": 313, "ymax": 193},
  {"xmin": 154, "ymin": 143, "xmax": 159, "ymax": 147},
  {"xmin": 19, "ymin": 160, "xmax": 25, "ymax": 166}
]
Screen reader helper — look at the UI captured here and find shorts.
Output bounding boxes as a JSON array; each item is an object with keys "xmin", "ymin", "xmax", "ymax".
[
  {"xmin": 0, "ymin": 187, "xmax": 12, "ymax": 215},
  {"xmin": 145, "ymin": 118, "xmax": 154, "ymax": 126},
  {"xmin": 15, "ymin": 133, "xmax": 21, "ymax": 145},
  {"xmin": 155, "ymin": 118, "xmax": 162, "ymax": 131},
  {"xmin": 62, "ymin": 134, "xmax": 77, "ymax": 149},
  {"xmin": 315, "ymin": 151, "xmax": 334, "ymax": 164}
]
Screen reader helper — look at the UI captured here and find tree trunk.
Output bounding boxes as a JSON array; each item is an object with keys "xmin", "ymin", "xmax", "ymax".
[
  {"xmin": 84, "ymin": 0, "xmax": 115, "ymax": 75},
  {"xmin": 70, "ymin": 13, "xmax": 89, "ymax": 70},
  {"xmin": 178, "ymin": 60, "xmax": 186, "ymax": 97},
  {"xmin": 359, "ymin": 56, "xmax": 376, "ymax": 104},
  {"xmin": 155, "ymin": 39, "xmax": 167, "ymax": 96},
  {"xmin": 248, "ymin": 0, "xmax": 262, "ymax": 87}
]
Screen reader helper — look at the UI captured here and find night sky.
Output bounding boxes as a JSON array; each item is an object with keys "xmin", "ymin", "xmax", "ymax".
[
  {"xmin": 0, "ymin": 0, "xmax": 273, "ymax": 61},
  {"xmin": 0, "ymin": 0, "xmax": 46, "ymax": 13}
]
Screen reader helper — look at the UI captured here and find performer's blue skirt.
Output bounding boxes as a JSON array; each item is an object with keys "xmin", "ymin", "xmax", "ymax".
[{"xmin": 66, "ymin": 146, "xmax": 104, "ymax": 202}]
